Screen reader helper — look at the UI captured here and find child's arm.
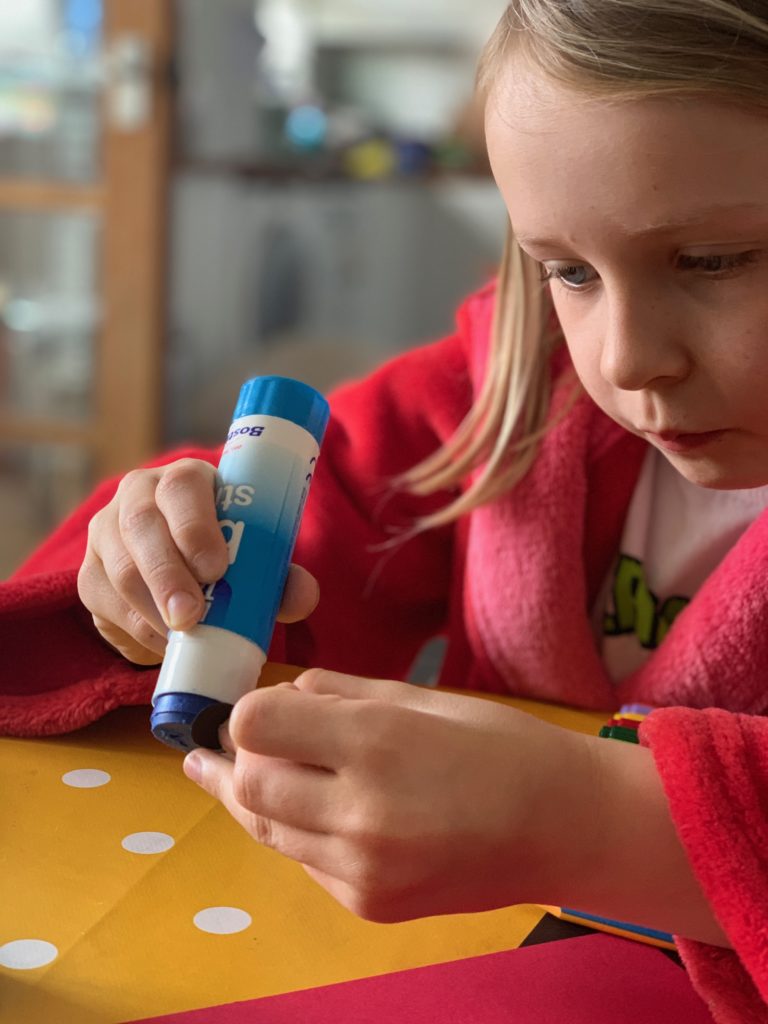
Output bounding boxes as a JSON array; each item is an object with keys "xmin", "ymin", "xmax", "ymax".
[
  {"xmin": 183, "ymin": 669, "xmax": 729, "ymax": 948},
  {"xmin": 72, "ymin": 330, "xmax": 470, "ymax": 675},
  {"xmin": 1, "ymin": 286, "xmax": 491, "ymax": 737},
  {"xmin": 574, "ymin": 728, "xmax": 729, "ymax": 946}
]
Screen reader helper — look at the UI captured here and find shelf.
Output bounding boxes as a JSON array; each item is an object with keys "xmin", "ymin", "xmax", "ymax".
[
  {"xmin": 174, "ymin": 157, "xmax": 491, "ymax": 184},
  {"xmin": 0, "ymin": 52, "xmax": 103, "ymax": 89},
  {"xmin": 0, "ymin": 414, "xmax": 95, "ymax": 447},
  {"xmin": 0, "ymin": 179, "xmax": 104, "ymax": 210}
]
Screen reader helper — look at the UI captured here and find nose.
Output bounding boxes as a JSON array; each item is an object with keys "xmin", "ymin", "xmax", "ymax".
[{"xmin": 600, "ymin": 290, "xmax": 692, "ymax": 391}]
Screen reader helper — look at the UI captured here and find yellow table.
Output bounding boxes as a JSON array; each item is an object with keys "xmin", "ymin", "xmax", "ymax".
[{"xmin": 1, "ymin": 667, "xmax": 609, "ymax": 1024}]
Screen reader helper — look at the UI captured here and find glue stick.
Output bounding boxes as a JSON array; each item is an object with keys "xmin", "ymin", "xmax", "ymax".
[{"xmin": 150, "ymin": 376, "xmax": 329, "ymax": 753}]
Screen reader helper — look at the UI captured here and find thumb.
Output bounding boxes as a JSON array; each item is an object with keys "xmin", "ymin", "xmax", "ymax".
[{"xmin": 276, "ymin": 564, "xmax": 319, "ymax": 623}]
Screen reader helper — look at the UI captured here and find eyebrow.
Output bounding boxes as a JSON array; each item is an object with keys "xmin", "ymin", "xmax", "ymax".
[{"xmin": 515, "ymin": 202, "xmax": 768, "ymax": 250}]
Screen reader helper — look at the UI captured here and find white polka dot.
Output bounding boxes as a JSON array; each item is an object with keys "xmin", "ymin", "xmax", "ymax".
[
  {"xmin": 62, "ymin": 769, "xmax": 111, "ymax": 788},
  {"xmin": 121, "ymin": 832, "xmax": 175, "ymax": 855},
  {"xmin": 193, "ymin": 907, "xmax": 252, "ymax": 935},
  {"xmin": 0, "ymin": 939, "xmax": 58, "ymax": 970}
]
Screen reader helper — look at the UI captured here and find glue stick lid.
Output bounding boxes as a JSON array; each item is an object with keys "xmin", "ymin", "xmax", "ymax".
[{"xmin": 233, "ymin": 376, "xmax": 329, "ymax": 445}]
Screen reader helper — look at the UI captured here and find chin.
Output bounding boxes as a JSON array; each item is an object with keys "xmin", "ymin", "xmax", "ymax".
[{"xmin": 660, "ymin": 452, "xmax": 768, "ymax": 491}]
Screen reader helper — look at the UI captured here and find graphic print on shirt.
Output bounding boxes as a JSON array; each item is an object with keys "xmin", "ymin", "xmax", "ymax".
[{"xmin": 603, "ymin": 554, "xmax": 690, "ymax": 649}]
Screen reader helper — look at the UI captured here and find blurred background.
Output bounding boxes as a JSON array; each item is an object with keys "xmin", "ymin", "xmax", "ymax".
[{"xmin": 0, "ymin": 0, "xmax": 507, "ymax": 578}]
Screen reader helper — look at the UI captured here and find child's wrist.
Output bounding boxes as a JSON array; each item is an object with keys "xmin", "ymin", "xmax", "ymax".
[
  {"xmin": 530, "ymin": 730, "xmax": 673, "ymax": 909},
  {"xmin": 558, "ymin": 732, "xmax": 729, "ymax": 946},
  {"xmin": 507, "ymin": 721, "xmax": 603, "ymax": 906}
]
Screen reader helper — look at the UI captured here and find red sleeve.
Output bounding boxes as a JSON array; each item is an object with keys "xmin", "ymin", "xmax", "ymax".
[
  {"xmin": 0, "ymin": 447, "xmax": 220, "ymax": 737},
  {"xmin": 640, "ymin": 708, "xmax": 768, "ymax": 1023},
  {"xmin": 0, "ymin": 290, "xmax": 481, "ymax": 736}
]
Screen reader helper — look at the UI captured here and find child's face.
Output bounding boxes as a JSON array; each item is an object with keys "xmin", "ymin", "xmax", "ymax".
[{"xmin": 486, "ymin": 63, "xmax": 768, "ymax": 489}]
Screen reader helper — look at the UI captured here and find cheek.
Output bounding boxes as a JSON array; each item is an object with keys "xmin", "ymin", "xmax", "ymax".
[
  {"xmin": 692, "ymin": 305, "xmax": 768, "ymax": 407},
  {"xmin": 566, "ymin": 341, "xmax": 614, "ymax": 412},
  {"xmin": 552, "ymin": 301, "xmax": 611, "ymax": 404},
  {"xmin": 726, "ymin": 322, "xmax": 768, "ymax": 376}
]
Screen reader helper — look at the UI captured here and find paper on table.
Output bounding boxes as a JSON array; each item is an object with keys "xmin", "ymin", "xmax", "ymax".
[
  {"xmin": 1, "ymin": 701, "xmax": 546, "ymax": 1024},
  {"xmin": 125, "ymin": 933, "xmax": 714, "ymax": 1024}
]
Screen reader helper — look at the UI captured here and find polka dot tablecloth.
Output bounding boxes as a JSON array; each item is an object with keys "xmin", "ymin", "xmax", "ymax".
[{"xmin": 1, "ymin": 665, "xmax": 610, "ymax": 1024}]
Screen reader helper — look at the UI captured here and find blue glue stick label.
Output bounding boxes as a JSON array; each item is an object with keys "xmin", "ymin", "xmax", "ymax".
[{"xmin": 200, "ymin": 413, "xmax": 319, "ymax": 653}]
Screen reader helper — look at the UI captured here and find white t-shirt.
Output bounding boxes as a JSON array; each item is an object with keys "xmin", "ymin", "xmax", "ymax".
[{"xmin": 600, "ymin": 448, "xmax": 768, "ymax": 682}]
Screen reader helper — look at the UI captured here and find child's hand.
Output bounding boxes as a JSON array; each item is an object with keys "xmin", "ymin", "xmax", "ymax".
[
  {"xmin": 181, "ymin": 669, "xmax": 593, "ymax": 923},
  {"xmin": 77, "ymin": 458, "xmax": 319, "ymax": 665},
  {"xmin": 183, "ymin": 671, "xmax": 729, "ymax": 945}
]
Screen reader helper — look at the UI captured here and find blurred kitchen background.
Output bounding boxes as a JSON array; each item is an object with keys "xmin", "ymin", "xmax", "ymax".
[{"xmin": 0, "ymin": 0, "xmax": 507, "ymax": 578}]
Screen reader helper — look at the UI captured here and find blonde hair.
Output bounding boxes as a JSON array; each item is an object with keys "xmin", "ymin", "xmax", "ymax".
[{"xmin": 400, "ymin": 0, "xmax": 768, "ymax": 530}]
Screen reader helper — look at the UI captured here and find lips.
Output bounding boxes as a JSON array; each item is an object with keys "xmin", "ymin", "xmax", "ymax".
[{"xmin": 646, "ymin": 429, "xmax": 728, "ymax": 453}]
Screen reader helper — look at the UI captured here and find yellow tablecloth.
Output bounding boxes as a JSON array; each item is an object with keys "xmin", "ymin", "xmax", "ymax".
[{"xmin": 1, "ymin": 666, "xmax": 607, "ymax": 1024}]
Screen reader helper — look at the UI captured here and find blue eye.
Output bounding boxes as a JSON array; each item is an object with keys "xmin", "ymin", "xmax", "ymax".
[
  {"xmin": 538, "ymin": 249, "xmax": 763, "ymax": 290},
  {"xmin": 540, "ymin": 263, "xmax": 597, "ymax": 289}
]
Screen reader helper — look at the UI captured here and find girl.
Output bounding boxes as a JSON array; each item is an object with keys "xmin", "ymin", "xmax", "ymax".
[{"xmin": 4, "ymin": 2, "xmax": 768, "ymax": 1019}]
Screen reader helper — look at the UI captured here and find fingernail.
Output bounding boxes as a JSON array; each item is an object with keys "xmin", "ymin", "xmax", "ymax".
[
  {"xmin": 218, "ymin": 721, "xmax": 232, "ymax": 752},
  {"xmin": 165, "ymin": 592, "xmax": 201, "ymax": 630},
  {"xmin": 184, "ymin": 752, "xmax": 202, "ymax": 784}
]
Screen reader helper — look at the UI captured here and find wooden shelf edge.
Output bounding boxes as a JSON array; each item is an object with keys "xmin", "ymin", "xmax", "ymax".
[
  {"xmin": 0, "ymin": 179, "xmax": 105, "ymax": 211},
  {"xmin": 0, "ymin": 416, "xmax": 96, "ymax": 447}
]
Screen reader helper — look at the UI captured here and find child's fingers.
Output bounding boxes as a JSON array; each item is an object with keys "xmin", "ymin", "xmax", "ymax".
[
  {"xmin": 91, "ymin": 614, "xmax": 164, "ymax": 665},
  {"xmin": 218, "ymin": 701, "xmax": 349, "ymax": 831},
  {"xmin": 183, "ymin": 749, "xmax": 334, "ymax": 863},
  {"xmin": 78, "ymin": 546, "xmax": 168, "ymax": 643},
  {"xmin": 292, "ymin": 668, "xmax": 507, "ymax": 727},
  {"xmin": 153, "ymin": 459, "xmax": 229, "ymax": 583},
  {"xmin": 301, "ymin": 865, "xmax": 395, "ymax": 924},
  {"xmin": 93, "ymin": 529, "xmax": 178, "ymax": 637},
  {"xmin": 276, "ymin": 564, "xmax": 319, "ymax": 623},
  {"xmin": 113, "ymin": 470, "xmax": 207, "ymax": 631},
  {"xmin": 218, "ymin": 720, "xmax": 236, "ymax": 755},
  {"xmin": 232, "ymin": 754, "xmax": 339, "ymax": 834},
  {"xmin": 293, "ymin": 667, "xmax": 426, "ymax": 707},
  {"xmin": 228, "ymin": 685, "xmax": 358, "ymax": 768}
]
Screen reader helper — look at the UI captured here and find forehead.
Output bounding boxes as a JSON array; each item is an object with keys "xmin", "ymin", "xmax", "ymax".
[{"xmin": 484, "ymin": 63, "xmax": 768, "ymax": 244}]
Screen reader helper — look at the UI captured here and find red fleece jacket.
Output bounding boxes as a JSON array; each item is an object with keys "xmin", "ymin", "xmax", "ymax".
[{"xmin": 2, "ymin": 282, "xmax": 767, "ymax": 1021}]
